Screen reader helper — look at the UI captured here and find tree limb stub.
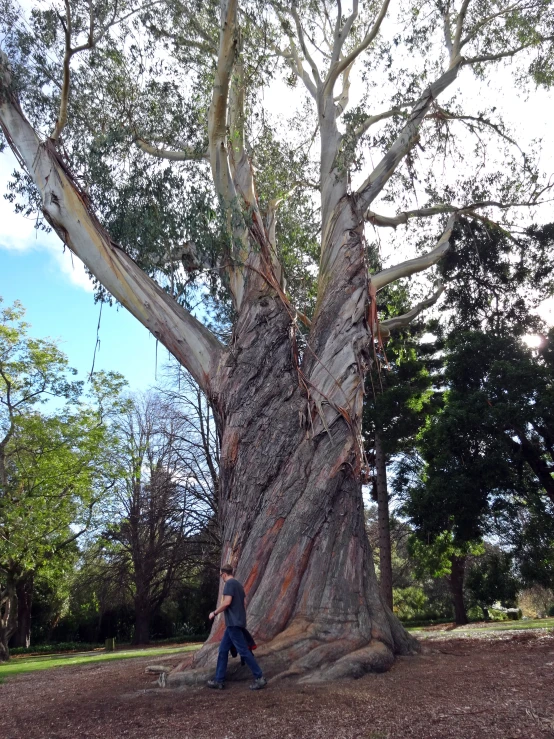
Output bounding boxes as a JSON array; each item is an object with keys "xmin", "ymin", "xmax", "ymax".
[
  {"xmin": 0, "ymin": 55, "xmax": 221, "ymax": 393},
  {"xmin": 371, "ymin": 215, "xmax": 456, "ymax": 292}
]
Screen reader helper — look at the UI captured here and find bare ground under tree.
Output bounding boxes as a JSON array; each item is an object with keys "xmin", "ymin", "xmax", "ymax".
[{"xmin": 2, "ymin": 630, "xmax": 554, "ymax": 739}]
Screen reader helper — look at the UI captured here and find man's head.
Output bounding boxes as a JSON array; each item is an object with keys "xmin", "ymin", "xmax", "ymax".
[{"xmin": 220, "ymin": 564, "xmax": 234, "ymax": 582}]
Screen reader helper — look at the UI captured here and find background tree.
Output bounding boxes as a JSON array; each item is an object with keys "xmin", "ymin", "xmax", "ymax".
[
  {"xmin": 465, "ymin": 547, "xmax": 519, "ymax": 620},
  {"xmin": 0, "ymin": 298, "xmax": 125, "ymax": 659},
  {"xmin": 97, "ymin": 390, "xmax": 218, "ymax": 644},
  {"xmin": 363, "ymin": 283, "xmax": 439, "ymax": 609},
  {"xmin": 1, "ymin": 0, "xmax": 553, "ymax": 680}
]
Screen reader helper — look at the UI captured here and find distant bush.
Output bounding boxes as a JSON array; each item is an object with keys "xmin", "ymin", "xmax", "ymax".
[
  {"xmin": 548, "ymin": 604, "xmax": 554, "ymax": 617},
  {"xmin": 467, "ymin": 605, "xmax": 484, "ymax": 621},
  {"xmin": 487, "ymin": 608, "xmax": 509, "ymax": 621}
]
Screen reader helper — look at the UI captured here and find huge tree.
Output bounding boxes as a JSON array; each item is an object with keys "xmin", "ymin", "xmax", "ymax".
[{"xmin": 1, "ymin": 0, "xmax": 553, "ymax": 681}]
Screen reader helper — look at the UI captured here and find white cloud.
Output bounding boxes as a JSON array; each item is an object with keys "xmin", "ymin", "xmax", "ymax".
[{"xmin": 51, "ymin": 246, "xmax": 95, "ymax": 293}]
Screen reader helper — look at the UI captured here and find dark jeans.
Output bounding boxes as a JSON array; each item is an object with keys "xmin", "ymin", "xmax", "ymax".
[{"xmin": 215, "ymin": 626, "xmax": 263, "ymax": 682}]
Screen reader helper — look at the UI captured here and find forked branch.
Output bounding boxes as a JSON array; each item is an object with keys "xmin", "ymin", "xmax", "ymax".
[{"xmin": 324, "ymin": 0, "xmax": 391, "ymax": 96}]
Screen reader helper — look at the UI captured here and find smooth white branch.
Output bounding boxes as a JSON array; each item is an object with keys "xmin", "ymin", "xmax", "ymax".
[
  {"xmin": 371, "ymin": 215, "xmax": 456, "ymax": 292},
  {"xmin": 356, "ymin": 62, "xmax": 462, "ymax": 211},
  {"xmin": 136, "ymin": 138, "xmax": 208, "ymax": 161},
  {"xmin": 324, "ymin": 0, "xmax": 391, "ymax": 97}
]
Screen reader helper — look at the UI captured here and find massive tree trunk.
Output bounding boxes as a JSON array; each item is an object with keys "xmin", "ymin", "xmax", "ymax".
[
  {"xmin": 375, "ymin": 434, "xmax": 394, "ymax": 611},
  {"xmin": 169, "ymin": 199, "xmax": 417, "ymax": 685},
  {"xmin": 10, "ymin": 573, "xmax": 33, "ymax": 649}
]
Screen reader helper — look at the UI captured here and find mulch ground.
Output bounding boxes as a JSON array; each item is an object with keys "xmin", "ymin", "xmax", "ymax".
[{"xmin": 2, "ymin": 630, "xmax": 554, "ymax": 739}]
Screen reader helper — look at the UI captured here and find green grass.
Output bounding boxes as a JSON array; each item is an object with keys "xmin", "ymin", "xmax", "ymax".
[
  {"xmin": 0, "ymin": 643, "xmax": 201, "ymax": 680},
  {"xmin": 407, "ymin": 617, "xmax": 554, "ymax": 633}
]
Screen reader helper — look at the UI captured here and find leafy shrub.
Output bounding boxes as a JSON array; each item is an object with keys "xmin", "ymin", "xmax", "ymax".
[
  {"xmin": 393, "ymin": 586, "xmax": 429, "ymax": 621},
  {"xmin": 467, "ymin": 605, "xmax": 484, "ymax": 621},
  {"xmin": 487, "ymin": 608, "xmax": 508, "ymax": 621}
]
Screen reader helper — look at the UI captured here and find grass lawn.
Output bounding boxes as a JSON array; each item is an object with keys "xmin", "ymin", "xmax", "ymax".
[
  {"xmin": 407, "ymin": 617, "xmax": 554, "ymax": 633},
  {"xmin": 0, "ymin": 643, "xmax": 201, "ymax": 680}
]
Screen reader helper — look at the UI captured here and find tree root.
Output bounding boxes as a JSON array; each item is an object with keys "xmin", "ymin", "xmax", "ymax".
[{"xmin": 166, "ymin": 613, "xmax": 419, "ymax": 688}]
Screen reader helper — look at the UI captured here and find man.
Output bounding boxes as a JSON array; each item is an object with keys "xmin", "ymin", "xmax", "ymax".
[{"xmin": 206, "ymin": 564, "xmax": 267, "ymax": 691}]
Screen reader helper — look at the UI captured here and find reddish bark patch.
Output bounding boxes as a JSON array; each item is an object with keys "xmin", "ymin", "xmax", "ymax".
[{"xmin": 3, "ymin": 631, "xmax": 554, "ymax": 738}]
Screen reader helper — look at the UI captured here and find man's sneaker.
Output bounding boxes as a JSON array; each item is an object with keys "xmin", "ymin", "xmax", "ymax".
[
  {"xmin": 206, "ymin": 679, "xmax": 225, "ymax": 690},
  {"xmin": 249, "ymin": 676, "xmax": 267, "ymax": 691}
]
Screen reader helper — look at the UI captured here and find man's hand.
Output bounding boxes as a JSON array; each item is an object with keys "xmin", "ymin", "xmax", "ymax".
[{"xmin": 209, "ymin": 595, "xmax": 232, "ymax": 621}]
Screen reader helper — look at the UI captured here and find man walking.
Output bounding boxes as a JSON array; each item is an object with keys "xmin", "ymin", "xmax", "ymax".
[{"xmin": 206, "ymin": 564, "xmax": 267, "ymax": 691}]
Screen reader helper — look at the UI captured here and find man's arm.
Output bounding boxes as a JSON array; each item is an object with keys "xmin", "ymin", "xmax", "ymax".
[{"xmin": 209, "ymin": 595, "xmax": 232, "ymax": 620}]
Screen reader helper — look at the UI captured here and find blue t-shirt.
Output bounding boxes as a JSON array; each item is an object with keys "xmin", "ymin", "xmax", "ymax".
[{"xmin": 223, "ymin": 578, "xmax": 247, "ymax": 628}]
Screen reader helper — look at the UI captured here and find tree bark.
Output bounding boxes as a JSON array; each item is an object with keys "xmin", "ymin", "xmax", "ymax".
[
  {"xmin": 449, "ymin": 555, "xmax": 468, "ymax": 626},
  {"xmin": 375, "ymin": 434, "xmax": 394, "ymax": 610},
  {"xmin": 11, "ymin": 573, "xmax": 34, "ymax": 649}
]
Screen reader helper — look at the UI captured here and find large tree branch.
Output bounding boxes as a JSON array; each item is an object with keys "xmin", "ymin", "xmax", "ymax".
[
  {"xmin": 0, "ymin": 57, "xmax": 222, "ymax": 393},
  {"xmin": 355, "ymin": 61, "xmax": 462, "ymax": 212},
  {"xmin": 366, "ymin": 194, "xmax": 552, "ymax": 228},
  {"xmin": 442, "ymin": 4, "xmax": 453, "ymax": 57},
  {"xmin": 379, "ymin": 283, "xmax": 445, "ymax": 337},
  {"xmin": 371, "ymin": 215, "xmax": 456, "ymax": 291},
  {"xmin": 51, "ymin": 0, "xmax": 75, "ymax": 140},
  {"xmin": 330, "ymin": 0, "xmax": 358, "ymax": 66},
  {"xmin": 208, "ymin": 0, "xmax": 252, "ymax": 309},
  {"xmin": 451, "ymin": 0, "xmax": 471, "ymax": 59}
]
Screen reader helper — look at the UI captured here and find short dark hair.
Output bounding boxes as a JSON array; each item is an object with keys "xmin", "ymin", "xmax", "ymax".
[{"xmin": 220, "ymin": 564, "xmax": 234, "ymax": 576}]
